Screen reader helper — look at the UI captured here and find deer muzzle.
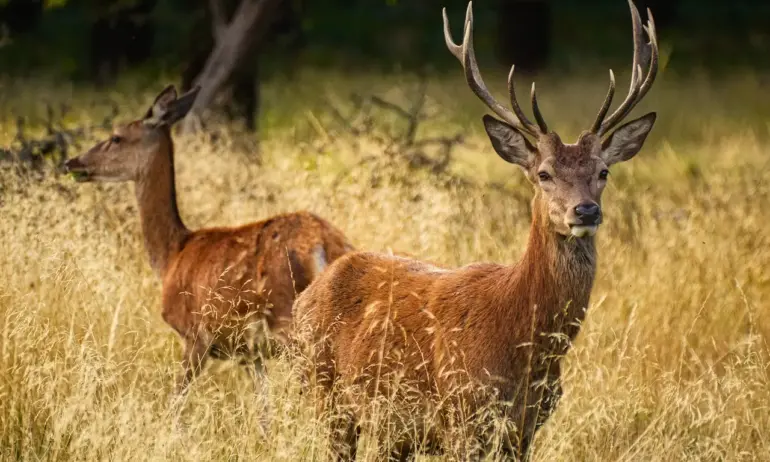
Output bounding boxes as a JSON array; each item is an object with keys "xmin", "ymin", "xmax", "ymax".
[
  {"xmin": 569, "ymin": 202, "xmax": 602, "ymax": 237},
  {"xmin": 63, "ymin": 157, "xmax": 91, "ymax": 182}
]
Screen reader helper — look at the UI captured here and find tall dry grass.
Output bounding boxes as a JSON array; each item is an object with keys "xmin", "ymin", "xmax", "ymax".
[{"xmin": 1, "ymin": 69, "xmax": 770, "ymax": 460}]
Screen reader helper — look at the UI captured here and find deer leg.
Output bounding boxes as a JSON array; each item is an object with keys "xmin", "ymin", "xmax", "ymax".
[
  {"xmin": 302, "ymin": 337, "xmax": 357, "ymax": 460},
  {"xmin": 389, "ymin": 442, "xmax": 415, "ymax": 462},
  {"xmin": 310, "ymin": 384, "xmax": 355, "ymax": 461},
  {"xmin": 330, "ymin": 410, "xmax": 359, "ymax": 462},
  {"xmin": 249, "ymin": 355, "xmax": 267, "ymax": 388},
  {"xmin": 248, "ymin": 336, "xmax": 277, "ymax": 396},
  {"xmin": 314, "ymin": 377, "xmax": 358, "ymax": 461},
  {"xmin": 500, "ymin": 401, "xmax": 544, "ymax": 462},
  {"xmin": 249, "ymin": 355, "xmax": 272, "ymax": 434},
  {"xmin": 176, "ymin": 336, "xmax": 211, "ymax": 395},
  {"xmin": 512, "ymin": 366, "xmax": 562, "ymax": 462},
  {"xmin": 500, "ymin": 440, "xmax": 528, "ymax": 462},
  {"xmin": 500, "ymin": 417, "xmax": 531, "ymax": 462},
  {"xmin": 518, "ymin": 436, "xmax": 534, "ymax": 462}
]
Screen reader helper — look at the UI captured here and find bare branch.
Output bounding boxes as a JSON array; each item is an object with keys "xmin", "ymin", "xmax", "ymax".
[
  {"xmin": 368, "ymin": 96, "xmax": 412, "ymax": 120},
  {"xmin": 328, "ymin": 82, "xmax": 465, "ymax": 183},
  {"xmin": 404, "ymin": 77, "xmax": 429, "ymax": 146},
  {"xmin": 2, "ymin": 100, "xmax": 122, "ymax": 173},
  {"xmin": 208, "ymin": 0, "xmax": 228, "ymax": 41},
  {"xmin": 183, "ymin": 0, "xmax": 283, "ymax": 133}
]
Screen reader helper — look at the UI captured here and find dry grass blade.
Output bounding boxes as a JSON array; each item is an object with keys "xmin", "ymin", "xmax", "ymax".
[{"xmin": 1, "ymin": 70, "xmax": 769, "ymax": 461}]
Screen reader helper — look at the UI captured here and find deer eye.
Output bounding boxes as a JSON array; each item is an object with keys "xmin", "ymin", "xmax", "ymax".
[
  {"xmin": 599, "ymin": 169, "xmax": 609, "ymax": 180},
  {"xmin": 538, "ymin": 171, "xmax": 552, "ymax": 182},
  {"xmin": 110, "ymin": 135, "xmax": 122, "ymax": 144}
]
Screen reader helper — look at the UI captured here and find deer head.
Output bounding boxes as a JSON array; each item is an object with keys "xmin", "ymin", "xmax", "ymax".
[
  {"xmin": 444, "ymin": 0, "xmax": 657, "ymax": 238},
  {"xmin": 64, "ymin": 85, "xmax": 200, "ymax": 182}
]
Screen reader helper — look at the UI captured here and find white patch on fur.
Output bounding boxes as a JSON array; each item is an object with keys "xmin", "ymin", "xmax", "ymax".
[
  {"xmin": 312, "ymin": 245, "xmax": 328, "ymax": 276},
  {"xmin": 570, "ymin": 225, "xmax": 598, "ymax": 238}
]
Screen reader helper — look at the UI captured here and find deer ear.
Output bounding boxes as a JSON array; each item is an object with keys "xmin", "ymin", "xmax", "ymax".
[
  {"xmin": 144, "ymin": 85, "xmax": 177, "ymax": 121},
  {"xmin": 601, "ymin": 112, "xmax": 656, "ymax": 166},
  {"xmin": 482, "ymin": 115, "xmax": 537, "ymax": 170},
  {"xmin": 143, "ymin": 85, "xmax": 200, "ymax": 127},
  {"xmin": 164, "ymin": 86, "xmax": 200, "ymax": 125}
]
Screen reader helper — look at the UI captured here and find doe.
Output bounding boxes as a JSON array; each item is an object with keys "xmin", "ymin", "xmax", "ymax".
[
  {"xmin": 64, "ymin": 85, "xmax": 353, "ymax": 393},
  {"xmin": 293, "ymin": 0, "xmax": 658, "ymax": 460}
]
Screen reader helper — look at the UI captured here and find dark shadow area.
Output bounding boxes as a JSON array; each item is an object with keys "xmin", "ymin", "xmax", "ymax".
[{"xmin": 1, "ymin": 0, "xmax": 767, "ymax": 132}]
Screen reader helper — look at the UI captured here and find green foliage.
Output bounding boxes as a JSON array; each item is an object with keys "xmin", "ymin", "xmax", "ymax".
[
  {"xmin": 44, "ymin": 0, "xmax": 68, "ymax": 9},
  {"xmin": 2, "ymin": 0, "xmax": 770, "ymax": 79}
]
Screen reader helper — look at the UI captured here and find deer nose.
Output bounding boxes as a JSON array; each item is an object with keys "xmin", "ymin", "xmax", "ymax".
[
  {"xmin": 575, "ymin": 203, "xmax": 601, "ymax": 224},
  {"xmin": 63, "ymin": 157, "xmax": 83, "ymax": 172}
]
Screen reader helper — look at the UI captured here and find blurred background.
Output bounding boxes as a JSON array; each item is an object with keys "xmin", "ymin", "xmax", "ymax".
[{"xmin": 2, "ymin": 0, "xmax": 769, "ymax": 137}]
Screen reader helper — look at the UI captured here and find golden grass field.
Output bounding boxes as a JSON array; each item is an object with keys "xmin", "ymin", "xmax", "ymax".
[{"xmin": 1, "ymin": 68, "xmax": 769, "ymax": 460}]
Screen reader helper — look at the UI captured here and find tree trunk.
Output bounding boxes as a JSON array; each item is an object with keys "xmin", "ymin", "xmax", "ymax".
[{"xmin": 182, "ymin": 0, "xmax": 282, "ymax": 133}]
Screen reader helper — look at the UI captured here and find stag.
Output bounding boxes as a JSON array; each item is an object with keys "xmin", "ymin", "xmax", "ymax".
[
  {"xmin": 293, "ymin": 1, "xmax": 658, "ymax": 459},
  {"xmin": 64, "ymin": 85, "xmax": 353, "ymax": 393}
]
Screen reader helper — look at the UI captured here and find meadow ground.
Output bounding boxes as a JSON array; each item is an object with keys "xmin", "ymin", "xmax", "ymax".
[{"xmin": 1, "ymin": 68, "xmax": 770, "ymax": 461}]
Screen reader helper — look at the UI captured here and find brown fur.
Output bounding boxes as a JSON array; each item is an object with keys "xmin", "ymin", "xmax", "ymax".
[
  {"xmin": 294, "ymin": 135, "xmax": 654, "ymax": 461},
  {"xmin": 294, "ymin": 173, "xmax": 595, "ymax": 461},
  {"xmin": 64, "ymin": 85, "xmax": 353, "ymax": 392},
  {"xmin": 293, "ymin": 2, "xmax": 658, "ymax": 455}
]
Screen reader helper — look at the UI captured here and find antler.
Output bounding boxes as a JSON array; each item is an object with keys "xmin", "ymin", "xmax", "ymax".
[
  {"xmin": 591, "ymin": 0, "xmax": 659, "ymax": 136},
  {"xmin": 443, "ymin": 2, "xmax": 548, "ymax": 138}
]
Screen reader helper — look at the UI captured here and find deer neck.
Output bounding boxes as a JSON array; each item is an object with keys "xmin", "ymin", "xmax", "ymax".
[
  {"xmin": 509, "ymin": 193, "xmax": 597, "ymax": 350},
  {"xmin": 133, "ymin": 134, "xmax": 189, "ymax": 278}
]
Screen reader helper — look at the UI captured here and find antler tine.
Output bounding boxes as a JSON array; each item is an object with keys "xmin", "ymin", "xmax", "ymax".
[
  {"xmin": 628, "ymin": 0, "xmax": 644, "ymax": 88},
  {"xmin": 530, "ymin": 82, "xmax": 548, "ymax": 134},
  {"xmin": 634, "ymin": 10, "xmax": 659, "ymax": 103},
  {"xmin": 506, "ymin": 65, "xmax": 539, "ymax": 135},
  {"xmin": 442, "ymin": 7, "xmax": 463, "ymax": 61},
  {"xmin": 595, "ymin": 0, "xmax": 658, "ymax": 136},
  {"xmin": 597, "ymin": 0, "xmax": 644, "ymax": 133},
  {"xmin": 459, "ymin": 4, "xmax": 539, "ymax": 136},
  {"xmin": 590, "ymin": 70, "xmax": 617, "ymax": 133},
  {"xmin": 443, "ymin": 2, "xmax": 542, "ymax": 137},
  {"xmin": 612, "ymin": 12, "xmax": 659, "ymax": 127}
]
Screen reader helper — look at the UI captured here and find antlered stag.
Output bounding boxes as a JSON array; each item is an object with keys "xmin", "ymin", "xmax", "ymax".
[
  {"xmin": 64, "ymin": 85, "xmax": 353, "ymax": 392},
  {"xmin": 294, "ymin": 1, "xmax": 658, "ymax": 459}
]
